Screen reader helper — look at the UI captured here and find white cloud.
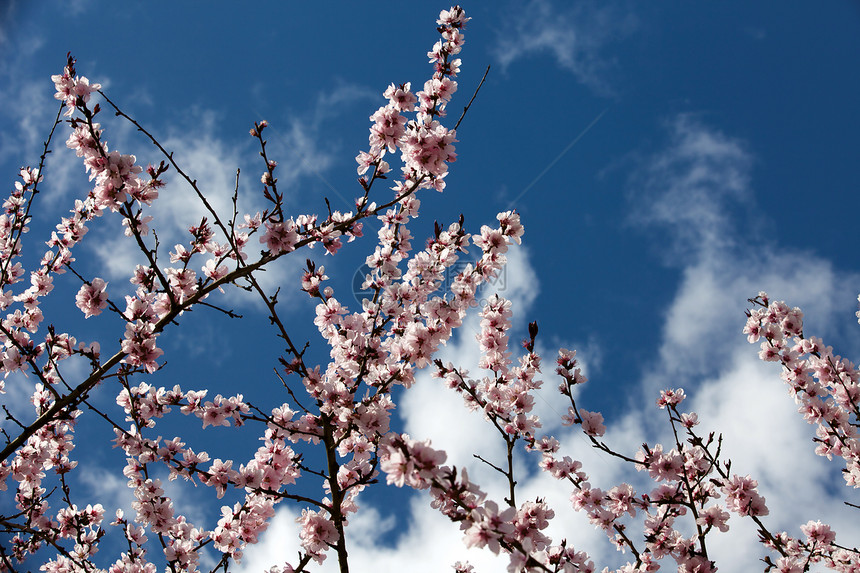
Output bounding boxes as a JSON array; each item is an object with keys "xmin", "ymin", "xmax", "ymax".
[
  {"xmin": 627, "ymin": 113, "xmax": 753, "ymax": 265},
  {"xmin": 0, "ymin": 371, "xmax": 40, "ymax": 431},
  {"xmin": 340, "ymin": 496, "xmax": 510, "ymax": 572},
  {"xmin": 257, "ymin": 117, "xmax": 338, "ymax": 208},
  {"xmin": 312, "ymin": 82, "xmax": 380, "ymax": 126},
  {"xmin": 630, "ymin": 115, "xmax": 859, "ymax": 394},
  {"xmin": 0, "ymin": 76, "xmax": 84, "ymax": 213},
  {"xmin": 78, "ymin": 466, "xmax": 136, "ymax": 518},
  {"xmin": 153, "ymin": 112, "xmax": 246, "ymax": 240},
  {"xmin": 621, "ymin": 115, "xmax": 860, "ymax": 569},
  {"xmin": 236, "ymin": 505, "xmax": 304, "ymax": 572},
  {"xmin": 240, "ymin": 497, "xmax": 512, "ymax": 573},
  {"xmin": 491, "ymin": 0, "xmax": 637, "ymax": 95}
]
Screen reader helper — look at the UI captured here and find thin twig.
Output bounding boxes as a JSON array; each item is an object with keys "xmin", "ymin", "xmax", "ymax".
[{"xmin": 454, "ymin": 64, "xmax": 490, "ymax": 131}]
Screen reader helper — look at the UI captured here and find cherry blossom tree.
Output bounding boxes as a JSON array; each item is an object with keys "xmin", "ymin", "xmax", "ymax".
[{"xmin": 1, "ymin": 6, "xmax": 858, "ymax": 573}]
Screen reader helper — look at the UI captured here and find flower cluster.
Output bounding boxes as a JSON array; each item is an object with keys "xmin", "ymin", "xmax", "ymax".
[
  {"xmin": 2, "ymin": 7, "xmax": 859, "ymax": 573},
  {"xmin": 745, "ymin": 293, "xmax": 860, "ymax": 488},
  {"xmin": 0, "ymin": 7, "xmax": 482, "ymax": 572},
  {"xmin": 356, "ymin": 6, "xmax": 467, "ymax": 189},
  {"xmin": 412, "ymin": 293, "xmax": 858, "ymax": 573}
]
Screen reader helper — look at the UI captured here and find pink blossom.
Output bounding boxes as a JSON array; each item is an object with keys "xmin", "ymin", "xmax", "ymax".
[
  {"xmin": 202, "ymin": 258, "xmax": 229, "ymax": 282},
  {"xmin": 384, "ymin": 82, "xmax": 417, "ymax": 112},
  {"xmin": 579, "ymin": 409, "xmax": 606, "ymax": 437},
  {"xmin": 721, "ymin": 474, "xmax": 769, "ymax": 517},
  {"xmin": 260, "ymin": 219, "xmax": 298, "ymax": 254},
  {"xmin": 297, "ymin": 509, "xmax": 338, "ymax": 561},
  {"xmin": 656, "ymin": 388, "xmax": 686, "ymax": 408},
  {"xmin": 75, "ymin": 278, "xmax": 108, "ymax": 318},
  {"xmin": 800, "ymin": 520, "xmax": 835, "ymax": 545},
  {"xmin": 696, "ymin": 505, "xmax": 730, "ymax": 533},
  {"xmin": 52, "ymin": 63, "xmax": 101, "ymax": 116},
  {"xmin": 121, "ymin": 321, "xmax": 164, "ymax": 373}
]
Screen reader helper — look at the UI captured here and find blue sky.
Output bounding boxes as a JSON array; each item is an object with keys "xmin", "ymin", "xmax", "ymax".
[{"xmin": 1, "ymin": 1, "xmax": 859, "ymax": 571}]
